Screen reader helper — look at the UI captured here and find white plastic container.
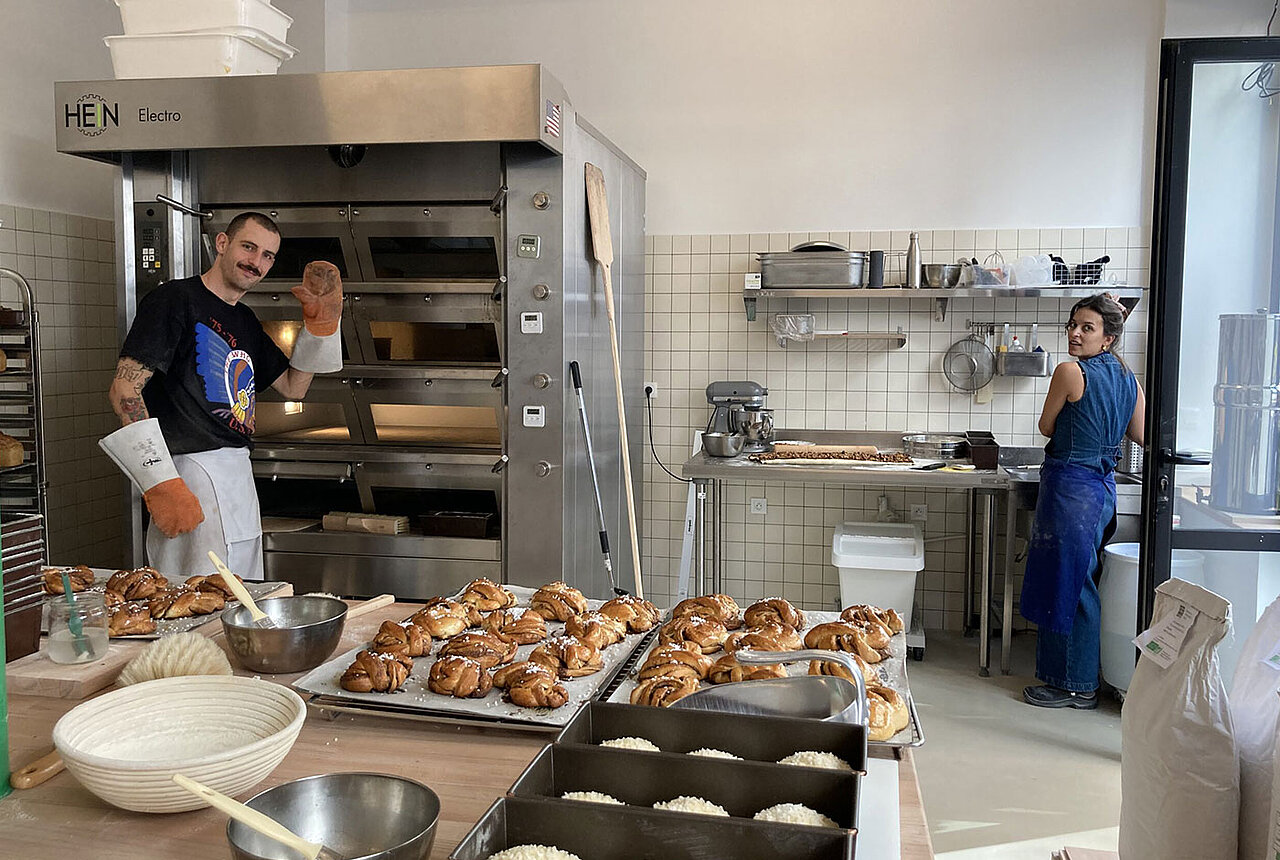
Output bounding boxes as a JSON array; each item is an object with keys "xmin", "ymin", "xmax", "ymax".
[
  {"xmin": 831, "ymin": 522, "xmax": 925, "ymax": 621},
  {"xmin": 105, "ymin": 27, "xmax": 296, "ymax": 79},
  {"xmin": 114, "ymin": 0, "xmax": 293, "ymax": 43},
  {"xmin": 1098, "ymin": 542, "xmax": 1205, "ymax": 693}
]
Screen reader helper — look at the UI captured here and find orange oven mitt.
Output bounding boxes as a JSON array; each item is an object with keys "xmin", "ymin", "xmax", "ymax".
[
  {"xmin": 99, "ymin": 417, "xmax": 205, "ymax": 538},
  {"xmin": 291, "ymin": 260, "xmax": 344, "ymax": 337},
  {"xmin": 143, "ymin": 478, "xmax": 205, "ymax": 537}
]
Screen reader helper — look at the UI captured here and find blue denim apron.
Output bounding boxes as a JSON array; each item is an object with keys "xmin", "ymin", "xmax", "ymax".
[{"xmin": 1020, "ymin": 352, "xmax": 1136, "ymax": 639}]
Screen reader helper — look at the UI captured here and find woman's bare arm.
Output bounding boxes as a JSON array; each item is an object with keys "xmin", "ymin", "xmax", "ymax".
[
  {"xmin": 108, "ymin": 357, "xmax": 153, "ymax": 426},
  {"xmin": 1038, "ymin": 362, "xmax": 1084, "ymax": 438},
  {"xmin": 1126, "ymin": 382, "xmax": 1146, "ymax": 446}
]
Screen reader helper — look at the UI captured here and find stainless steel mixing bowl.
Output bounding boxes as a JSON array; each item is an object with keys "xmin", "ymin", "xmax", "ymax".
[
  {"xmin": 702, "ymin": 431, "xmax": 746, "ymax": 458},
  {"xmin": 922, "ymin": 263, "xmax": 962, "ymax": 287},
  {"xmin": 221, "ymin": 595, "xmax": 347, "ymax": 674},
  {"xmin": 227, "ymin": 772, "xmax": 440, "ymax": 860}
]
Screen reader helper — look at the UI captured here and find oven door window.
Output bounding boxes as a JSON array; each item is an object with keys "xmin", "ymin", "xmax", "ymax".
[
  {"xmin": 270, "ymin": 236, "xmax": 351, "ymax": 280},
  {"xmin": 367, "ymin": 236, "xmax": 499, "ymax": 280},
  {"xmin": 367, "ymin": 320, "xmax": 499, "ymax": 364},
  {"xmin": 366, "ymin": 404, "xmax": 500, "ymax": 447},
  {"xmin": 260, "ymin": 319, "xmax": 354, "ymax": 364},
  {"xmin": 256, "ymin": 401, "xmax": 354, "ymax": 442}
]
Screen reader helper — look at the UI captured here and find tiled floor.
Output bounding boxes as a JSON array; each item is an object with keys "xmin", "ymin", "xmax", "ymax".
[{"xmin": 909, "ymin": 632, "xmax": 1121, "ymax": 858}]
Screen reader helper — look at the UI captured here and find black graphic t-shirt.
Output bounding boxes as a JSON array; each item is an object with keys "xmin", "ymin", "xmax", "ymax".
[{"xmin": 121, "ymin": 276, "xmax": 290, "ymax": 455}]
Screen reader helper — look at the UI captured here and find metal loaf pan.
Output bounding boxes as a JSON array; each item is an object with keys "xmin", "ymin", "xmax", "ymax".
[
  {"xmin": 561, "ymin": 701, "xmax": 867, "ymax": 773},
  {"xmin": 450, "ymin": 795, "xmax": 855, "ymax": 860},
  {"xmin": 511, "ymin": 743, "xmax": 860, "ymax": 830}
]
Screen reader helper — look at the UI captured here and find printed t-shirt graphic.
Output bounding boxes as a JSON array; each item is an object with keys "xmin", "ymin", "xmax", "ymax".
[{"xmin": 195, "ymin": 322, "xmax": 257, "ymax": 433}]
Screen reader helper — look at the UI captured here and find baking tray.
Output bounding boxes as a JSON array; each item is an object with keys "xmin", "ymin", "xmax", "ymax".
[
  {"xmin": 296, "ymin": 585, "xmax": 651, "ymax": 731},
  {"xmin": 39, "ymin": 568, "xmax": 290, "ymax": 640},
  {"xmin": 450, "ymin": 795, "xmax": 856, "ymax": 860},
  {"xmin": 558, "ymin": 701, "xmax": 867, "ymax": 773},
  {"xmin": 511, "ymin": 742, "xmax": 860, "ymax": 830},
  {"xmin": 607, "ymin": 607, "xmax": 924, "ymax": 748}
]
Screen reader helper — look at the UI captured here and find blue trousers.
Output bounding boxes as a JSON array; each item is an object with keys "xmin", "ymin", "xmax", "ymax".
[{"xmin": 1033, "ymin": 512, "xmax": 1113, "ymax": 693}]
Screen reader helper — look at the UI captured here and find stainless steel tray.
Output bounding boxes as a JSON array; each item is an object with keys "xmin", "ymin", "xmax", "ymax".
[
  {"xmin": 294, "ymin": 585, "xmax": 648, "ymax": 730},
  {"xmin": 558, "ymin": 700, "xmax": 867, "ymax": 774},
  {"xmin": 606, "ymin": 607, "xmax": 924, "ymax": 748},
  {"xmin": 449, "ymin": 795, "xmax": 856, "ymax": 860},
  {"xmin": 511, "ymin": 742, "xmax": 860, "ymax": 830}
]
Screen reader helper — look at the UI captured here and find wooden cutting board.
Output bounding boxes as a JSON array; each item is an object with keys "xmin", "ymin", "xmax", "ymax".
[{"xmin": 5, "ymin": 581, "xmax": 294, "ymax": 700}]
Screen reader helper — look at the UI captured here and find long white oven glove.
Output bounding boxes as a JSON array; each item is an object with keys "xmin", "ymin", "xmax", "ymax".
[
  {"xmin": 99, "ymin": 418, "xmax": 205, "ymax": 537},
  {"xmin": 288, "ymin": 260, "xmax": 343, "ymax": 374},
  {"xmin": 289, "ymin": 326, "xmax": 342, "ymax": 374}
]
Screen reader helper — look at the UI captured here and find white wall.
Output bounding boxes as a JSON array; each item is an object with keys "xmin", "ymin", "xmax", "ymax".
[
  {"xmin": 329, "ymin": 0, "xmax": 1164, "ymax": 236},
  {"xmin": 0, "ymin": 1, "xmax": 121, "ymax": 219},
  {"xmin": 1165, "ymin": 0, "xmax": 1275, "ymax": 36}
]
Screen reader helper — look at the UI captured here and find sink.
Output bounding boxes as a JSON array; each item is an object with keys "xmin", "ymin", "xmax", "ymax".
[{"xmin": 1004, "ymin": 465, "xmax": 1041, "ymax": 483}]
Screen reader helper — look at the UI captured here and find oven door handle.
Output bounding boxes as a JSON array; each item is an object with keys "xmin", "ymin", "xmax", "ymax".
[
  {"xmin": 491, "ymin": 454, "xmax": 509, "ymax": 474},
  {"xmin": 252, "ymin": 461, "xmax": 353, "ymax": 482},
  {"xmin": 491, "ymin": 368, "xmax": 509, "ymax": 388}
]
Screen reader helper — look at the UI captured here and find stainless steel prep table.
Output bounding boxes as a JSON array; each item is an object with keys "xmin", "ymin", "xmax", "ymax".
[{"xmin": 681, "ymin": 430, "xmax": 1018, "ymax": 674}]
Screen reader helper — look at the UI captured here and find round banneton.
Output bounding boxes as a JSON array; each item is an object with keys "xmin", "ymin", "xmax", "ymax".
[{"xmin": 52, "ymin": 675, "xmax": 305, "ymax": 813}]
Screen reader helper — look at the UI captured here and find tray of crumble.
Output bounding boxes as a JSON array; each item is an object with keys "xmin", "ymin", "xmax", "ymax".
[
  {"xmin": 604, "ymin": 598, "xmax": 923, "ymax": 748},
  {"xmin": 294, "ymin": 584, "xmax": 660, "ymax": 730}
]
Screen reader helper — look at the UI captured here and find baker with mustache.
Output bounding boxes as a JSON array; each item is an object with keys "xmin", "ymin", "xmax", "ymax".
[{"xmin": 100, "ymin": 211, "xmax": 343, "ymax": 579}]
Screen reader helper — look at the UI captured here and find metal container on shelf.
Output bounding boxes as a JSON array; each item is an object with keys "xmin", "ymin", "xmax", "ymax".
[
  {"xmin": 1210, "ymin": 311, "xmax": 1280, "ymax": 515},
  {"xmin": 996, "ymin": 350, "xmax": 1052, "ymax": 377},
  {"xmin": 759, "ymin": 241, "xmax": 867, "ymax": 288},
  {"xmin": 901, "ymin": 433, "xmax": 968, "ymax": 460}
]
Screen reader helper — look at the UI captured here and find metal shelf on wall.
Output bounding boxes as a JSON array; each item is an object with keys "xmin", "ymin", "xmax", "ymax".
[{"xmin": 743, "ymin": 285, "xmax": 1147, "ymax": 322}]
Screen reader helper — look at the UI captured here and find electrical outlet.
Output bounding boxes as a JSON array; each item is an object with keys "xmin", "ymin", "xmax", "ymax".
[
  {"xmin": 910, "ymin": 504, "xmax": 928, "ymax": 522},
  {"xmin": 750, "ymin": 497, "xmax": 768, "ymax": 515},
  {"xmin": 644, "ymin": 380, "xmax": 658, "ymax": 399}
]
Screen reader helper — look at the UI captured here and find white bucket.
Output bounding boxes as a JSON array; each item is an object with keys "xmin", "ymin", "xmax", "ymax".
[
  {"xmin": 105, "ymin": 27, "xmax": 296, "ymax": 79},
  {"xmin": 1099, "ymin": 542, "xmax": 1205, "ymax": 692},
  {"xmin": 831, "ymin": 522, "xmax": 925, "ymax": 621}
]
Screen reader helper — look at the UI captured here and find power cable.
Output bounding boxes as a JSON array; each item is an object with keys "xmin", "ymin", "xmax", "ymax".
[{"xmin": 644, "ymin": 386, "xmax": 691, "ymax": 483}]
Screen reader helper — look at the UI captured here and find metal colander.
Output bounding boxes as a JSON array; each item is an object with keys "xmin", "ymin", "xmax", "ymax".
[{"xmin": 943, "ymin": 333, "xmax": 995, "ymax": 391}]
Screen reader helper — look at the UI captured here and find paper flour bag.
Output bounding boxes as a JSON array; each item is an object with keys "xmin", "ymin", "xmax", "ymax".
[
  {"xmin": 1119, "ymin": 579, "xmax": 1237, "ymax": 860},
  {"xmin": 1230, "ymin": 593, "xmax": 1280, "ymax": 859},
  {"xmin": 1270, "ymin": 693, "xmax": 1280, "ymax": 859}
]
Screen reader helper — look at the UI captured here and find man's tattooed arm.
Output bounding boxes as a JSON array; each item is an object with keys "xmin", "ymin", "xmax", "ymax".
[{"xmin": 109, "ymin": 357, "xmax": 155, "ymax": 426}]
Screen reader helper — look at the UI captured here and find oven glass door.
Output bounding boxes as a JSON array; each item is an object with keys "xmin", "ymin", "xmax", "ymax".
[
  {"xmin": 255, "ymin": 376, "xmax": 363, "ymax": 444},
  {"xmin": 349, "ymin": 369, "xmax": 503, "ymax": 448},
  {"xmin": 243, "ymin": 290, "xmax": 361, "ymax": 368},
  {"xmin": 205, "ymin": 206, "xmax": 359, "ymax": 283},
  {"xmin": 350, "ymin": 205, "xmax": 501, "ymax": 280},
  {"xmin": 349, "ymin": 289, "xmax": 503, "ymax": 366}
]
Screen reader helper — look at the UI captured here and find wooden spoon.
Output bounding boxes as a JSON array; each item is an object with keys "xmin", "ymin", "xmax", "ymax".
[{"xmin": 173, "ymin": 773, "xmax": 344, "ymax": 860}]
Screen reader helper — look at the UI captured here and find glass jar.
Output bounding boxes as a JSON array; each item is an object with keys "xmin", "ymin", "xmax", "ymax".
[{"xmin": 46, "ymin": 592, "xmax": 110, "ymax": 664}]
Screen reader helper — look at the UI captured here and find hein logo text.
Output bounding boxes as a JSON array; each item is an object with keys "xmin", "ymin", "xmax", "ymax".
[{"xmin": 65, "ymin": 94, "xmax": 119, "ymax": 137}]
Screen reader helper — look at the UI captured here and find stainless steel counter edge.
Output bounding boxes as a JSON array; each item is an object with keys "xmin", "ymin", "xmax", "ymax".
[{"xmin": 681, "ymin": 451, "xmax": 1010, "ymax": 489}]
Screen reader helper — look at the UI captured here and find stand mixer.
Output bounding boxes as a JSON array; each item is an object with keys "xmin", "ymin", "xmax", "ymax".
[{"xmin": 705, "ymin": 381, "xmax": 774, "ymax": 453}]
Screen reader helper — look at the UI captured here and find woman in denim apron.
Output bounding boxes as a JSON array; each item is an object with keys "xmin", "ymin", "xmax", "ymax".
[{"xmin": 1020, "ymin": 294, "xmax": 1144, "ymax": 708}]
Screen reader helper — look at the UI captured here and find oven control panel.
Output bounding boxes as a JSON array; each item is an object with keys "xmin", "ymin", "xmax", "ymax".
[
  {"xmin": 522, "ymin": 405, "xmax": 546, "ymax": 428},
  {"xmin": 520, "ymin": 311, "xmax": 544, "ymax": 334},
  {"xmin": 133, "ymin": 203, "xmax": 169, "ymax": 295}
]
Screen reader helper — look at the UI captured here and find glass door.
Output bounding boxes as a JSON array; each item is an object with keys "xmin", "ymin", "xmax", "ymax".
[{"xmin": 1144, "ymin": 37, "xmax": 1280, "ymax": 681}]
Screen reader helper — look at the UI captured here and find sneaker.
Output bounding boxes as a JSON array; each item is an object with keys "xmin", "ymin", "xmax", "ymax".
[{"xmin": 1022, "ymin": 684, "xmax": 1098, "ymax": 709}]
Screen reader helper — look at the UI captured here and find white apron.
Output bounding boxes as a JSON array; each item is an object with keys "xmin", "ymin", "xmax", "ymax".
[{"xmin": 145, "ymin": 446, "xmax": 264, "ymax": 580}]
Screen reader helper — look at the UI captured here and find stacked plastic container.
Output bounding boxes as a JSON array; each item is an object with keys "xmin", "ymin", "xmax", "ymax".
[{"xmin": 106, "ymin": 0, "xmax": 295, "ymax": 79}]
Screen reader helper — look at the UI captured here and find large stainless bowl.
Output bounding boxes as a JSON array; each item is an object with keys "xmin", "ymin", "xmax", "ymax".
[
  {"xmin": 227, "ymin": 772, "xmax": 440, "ymax": 860},
  {"xmin": 922, "ymin": 263, "xmax": 962, "ymax": 287},
  {"xmin": 702, "ymin": 431, "xmax": 746, "ymax": 458},
  {"xmin": 221, "ymin": 595, "xmax": 347, "ymax": 673}
]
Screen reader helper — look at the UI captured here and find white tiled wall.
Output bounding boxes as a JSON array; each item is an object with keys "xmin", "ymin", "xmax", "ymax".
[
  {"xmin": 0, "ymin": 203, "xmax": 126, "ymax": 566},
  {"xmin": 642, "ymin": 227, "xmax": 1149, "ymax": 630}
]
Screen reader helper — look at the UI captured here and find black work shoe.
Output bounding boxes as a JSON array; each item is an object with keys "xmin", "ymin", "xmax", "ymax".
[{"xmin": 1023, "ymin": 684, "xmax": 1098, "ymax": 709}]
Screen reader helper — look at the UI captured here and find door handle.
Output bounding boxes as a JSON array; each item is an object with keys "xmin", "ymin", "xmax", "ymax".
[
  {"xmin": 491, "ymin": 455, "xmax": 509, "ymax": 474},
  {"xmin": 1158, "ymin": 448, "xmax": 1211, "ymax": 466},
  {"xmin": 492, "ymin": 368, "xmax": 509, "ymax": 388}
]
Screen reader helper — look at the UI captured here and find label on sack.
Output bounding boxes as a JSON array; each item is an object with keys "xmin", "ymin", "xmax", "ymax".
[{"xmin": 1133, "ymin": 604, "xmax": 1198, "ymax": 669}]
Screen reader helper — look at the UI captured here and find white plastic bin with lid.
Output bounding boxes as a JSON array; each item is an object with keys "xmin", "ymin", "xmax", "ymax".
[
  {"xmin": 831, "ymin": 522, "xmax": 925, "ymax": 621},
  {"xmin": 105, "ymin": 27, "xmax": 296, "ymax": 79},
  {"xmin": 1098, "ymin": 542, "xmax": 1205, "ymax": 693},
  {"xmin": 114, "ymin": 0, "xmax": 293, "ymax": 43}
]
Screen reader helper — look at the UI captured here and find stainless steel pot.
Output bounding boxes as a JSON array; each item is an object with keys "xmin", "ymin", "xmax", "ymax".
[
  {"xmin": 902, "ymin": 433, "xmax": 969, "ymax": 460},
  {"xmin": 759, "ymin": 241, "xmax": 867, "ymax": 288},
  {"xmin": 1211, "ymin": 311, "xmax": 1280, "ymax": 514}
]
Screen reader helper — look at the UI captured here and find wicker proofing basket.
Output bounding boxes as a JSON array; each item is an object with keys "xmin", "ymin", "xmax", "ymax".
[{"xmin": 52, "ymin": 675, "xmax": 305, "ymax": 813}]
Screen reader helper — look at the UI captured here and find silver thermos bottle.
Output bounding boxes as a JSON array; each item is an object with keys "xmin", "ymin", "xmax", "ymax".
[{"xmin": 906, "ymin": 231, "xmax": 921, "ymax": 288}]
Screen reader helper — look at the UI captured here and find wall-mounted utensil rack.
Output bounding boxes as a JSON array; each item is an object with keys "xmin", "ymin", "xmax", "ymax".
[{"xmin": 769, "ymin": 313, "xmax": 906, "ymax": 350}]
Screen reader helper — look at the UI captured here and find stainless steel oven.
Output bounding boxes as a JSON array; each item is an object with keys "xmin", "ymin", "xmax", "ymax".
[{"xmin": 59, "ymin": 66, "xmax": 646, "ymax": 600}]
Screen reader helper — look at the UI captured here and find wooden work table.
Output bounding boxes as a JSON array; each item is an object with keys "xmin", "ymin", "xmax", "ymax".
[{"xmin": 1, "ymin": 601, "xmax": 934, "ymax": 859}]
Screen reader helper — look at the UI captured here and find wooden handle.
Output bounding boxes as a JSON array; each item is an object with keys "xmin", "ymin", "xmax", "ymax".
[
  {"xmin": 172, "ymin": 774, "xmax": 323, "ymax": 859},
  {"xmin": 345, "ymin": 593, "xmax": 395, "ymax": 620},
  {"xmin": 207, "ymin": 551, "xmax": 266, "ymax": 622},
  {"xmin": 11, "ymin": 749, "xmax": 64, "ymax": 789}
]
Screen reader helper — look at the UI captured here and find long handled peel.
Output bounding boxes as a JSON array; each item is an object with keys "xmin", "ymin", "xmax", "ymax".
[
  {"xmin": 208, "ymin": 550, "xmax": 276, "ymax": 629},
  {"xmin": 173, "ymin": 773, "xmax": 343, "ymax": 860},
  {"xmin": 584, "ymin": 162, "xmax": 644, "ymax": 599}
]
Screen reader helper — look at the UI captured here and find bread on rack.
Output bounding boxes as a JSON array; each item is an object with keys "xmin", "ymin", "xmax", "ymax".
[
  {"xmin": 808, "ymin": 655, "xmax": 879, "ymax": 687},
  {"xmin": 0, "ymin": 432, "xmax": 23, "ymax": 467},
  {"xmin": 371, "ymin": 620, "xmax": 432, "ymax": 658},
  {"xmin": 41, "ymin": 565, "xmax": 95, "ymax": 595},
  {"xmin": 504, "ymin": 669, "xmax": 570, "ymax": 709},
  {"xmin": 409, "ymin": 603, "xmax": 470, "ymax": 639},
  {"xmin": 106, "ymin": 567, "xmax": 169, "ymax": 601},
  {"xmin": 427, "ymin": 655, "xmax": 493, "ymax": 698},
  {"xmin": 492, "ymin": 660, "xmax": 558, "ymax": 690},
  {"xmin": 529, "ymin": 634, "xmax": 604, "ymax": 678},
  {"xmin": 340, "ymin": 650, "xmax": 413, "ymax": 693},
  {"xmin": 672, "ymin": 594, "xmax": 742, "ymax": 630},
  {"xmin": 866, "ymin": 684, "xmax": 910, "ymax": 741},
  {"xmin": 658, "ymin": 613, "xmax": 728, "ymax": 654},
  {"xmin": 458, "ymin": 578, "xmax": 517, "ymax": 611},
  {"xmin": 723, "ymin": 622, "xmax": 803, "ymax": 654},
  {"xmin": 108, "ymin": 601, "xmax": 157, "ymax": 637},
  {"xmin": 637, "ymin": 643, "xmax": 714, "ymax": 682},
  {"xmin": 630, "ymin": 674, "xmax": 699, "ymax": 707},
  {"xmin": 707, "ymin": 653, "xmax": 786, "ymax": 684},
  {"xmin": 803, "ymin": 621, "xmax": 888, "ymax": 663},
  {"xmin": 563, "ymin": 611, "xmax": 627, "ymax": 650},
  {"xmin": 598, "ymin": 595, "xmax": 661, "ymax": 632},
  {"xmin": 743, "ymin": 598, "xmax": 806, "ymax": 631},
  {"xmin": 149, "ymin": 586, "xmax": 224, "ymax": 619},
  {"xmin": 437, "ymin": 631, "xmax": 518, "ymax": 669},
  {"xmin": 841, "ymin": 603, "xmax": 905, "ymax": 635},
  {"xmin": 530, "ymin": 580, "xmax": 589, "ymax": 622},
  {"xmin": 481, "ymin": 608, "xmax": 549, "ymax": 645},
  {"xmin": 183, "ymin": 572, "xmax": 243, "ymax": 600}
]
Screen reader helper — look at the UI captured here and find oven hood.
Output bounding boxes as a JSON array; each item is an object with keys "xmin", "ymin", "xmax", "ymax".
[{"xmin": 54, "ymin": 65, "xmax": 569, "ymax": 158}]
